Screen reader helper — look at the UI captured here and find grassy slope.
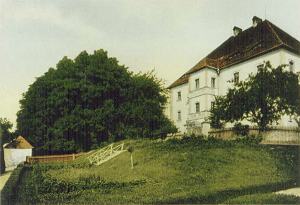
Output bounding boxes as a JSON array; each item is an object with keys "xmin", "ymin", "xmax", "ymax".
[{"xmin": 17, "ymin": 138, "xmax": 299, "ymax": 204}]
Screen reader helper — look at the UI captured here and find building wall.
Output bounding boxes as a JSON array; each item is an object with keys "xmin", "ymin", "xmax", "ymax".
[
  {"xmin": 170, "ymin": 83, "xmax": 189, "ymax": 133},
  {"xmin": 169, "ymin": 48, "xmax": 300, "ymax": 134},
  {"xmin": 218, "ymin": 49, "xmax": 284, "ymax": 95},
  {"xmin": 4, "ymin": 148, "xmax": 32, "ymax": 168}
]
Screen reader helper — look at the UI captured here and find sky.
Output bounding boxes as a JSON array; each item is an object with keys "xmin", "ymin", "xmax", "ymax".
[{"xmin": 1, "ymin": 0, "xmax": 300, "ymax": 128}]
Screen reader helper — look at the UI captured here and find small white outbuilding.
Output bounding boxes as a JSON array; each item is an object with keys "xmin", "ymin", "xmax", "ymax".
[{"xmin": 4, "ymin": 136, "xmax": 33, "ymax": 169}]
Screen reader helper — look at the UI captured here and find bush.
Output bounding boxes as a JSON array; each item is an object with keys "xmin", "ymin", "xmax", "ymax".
[
  {"xmin": 233, "ymin": 122, "xmax": 250, "ymax": 136},
  {"xmin": 235, "ymin": 135, "xmax": 263, "ymax": 145}
]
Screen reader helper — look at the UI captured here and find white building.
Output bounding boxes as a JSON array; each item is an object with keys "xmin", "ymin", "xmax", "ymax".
[
  {"xmin": 168, "ymin": 17, "xmax": 300, "ymax": 135},
  {"xmin": 4, "ymin": 136, "xmax": 33, "ymax": 169}
]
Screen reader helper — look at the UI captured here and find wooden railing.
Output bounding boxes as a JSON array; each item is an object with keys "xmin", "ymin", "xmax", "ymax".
[
  {"xmin": 88, "ymin": 143, "xmax": 125, "ymax": 166},
  {"xmin": 26, "ymin": 153, "xmax": 84, "ymax": 164}
]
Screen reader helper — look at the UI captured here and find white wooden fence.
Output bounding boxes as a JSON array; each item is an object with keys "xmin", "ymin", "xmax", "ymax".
[{"xmin": 88, "ymin": 143, "xmax": 125, "ymax": 165}]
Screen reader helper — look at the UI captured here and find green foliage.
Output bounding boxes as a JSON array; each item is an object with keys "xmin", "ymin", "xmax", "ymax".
[
  {"xmin": 16, "ymin": 163, "xmax": 145, "ymax": 204},
  {"xmin": 210, "ymin": 62, "xmax": 300, "ymax": 131},
  {"xmin": 235, "ymin": 135, "xmax": 263, "ymax": 145},
  {"xmin": 233, "ymin": 122, "xmax": 250, "ymax": 136},
  {"xmin": 0, "ymin": 118, "xmax": 13, "ymax": 144},
  {"xmin": 127, "ymin": 146, "xmax": 134, "ymax": 153},
  {"xmin": 225, "ymin": 192, "xmax": 300, "ymax": 204},
  {"xmin": 16, "ymin": 139, "xmax": 299, "ymax": 204},
  {"xmin": 294, "ymin": 85, "xmax": 300, "ymax": 127},
  {"xmin": 16, "ymin": 50, "xmax": 175, "ymax": 154}
]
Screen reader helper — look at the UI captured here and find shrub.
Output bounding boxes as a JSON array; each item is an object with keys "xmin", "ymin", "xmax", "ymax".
[
  {"xmin": 235, "ymin": 135, "xmax": 263, "ymax": 145},
  {"xmin": 233, "ymin": 122, "xmax": 250, "ymax": 136}
]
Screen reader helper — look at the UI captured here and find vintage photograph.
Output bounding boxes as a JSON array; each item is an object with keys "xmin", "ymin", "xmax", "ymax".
[{"xmin": 0, "ymin": 0, "xmax": 300, "ymax": 204}]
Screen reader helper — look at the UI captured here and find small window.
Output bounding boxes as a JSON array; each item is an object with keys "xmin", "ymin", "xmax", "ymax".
[
  {"xmin": 177, "ymin": 111, "xmax": 181, "ymax": 121},
  {"xmin": 211, "ymin": 102, "xmax": 215, "ymax": 110},
  {"xmin": 195, "ymin": 102, "xmax": 200, "ymax": 113},
  {"xmin": 211, "ymin": 77, "xmax": 216, "ymax": 88},
  {"xmin": 177, "ymin": 91, "xmax": 181, "ymax": 101},
  {"xmin": 234, "ymin": 72, "xmax": 239, "ymax": 84},
  {"xmin": 195, "ymin": 79, "xmax": 199, "ymax": 89}
]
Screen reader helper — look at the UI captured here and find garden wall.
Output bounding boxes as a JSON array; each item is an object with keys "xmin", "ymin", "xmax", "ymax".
[
  {"xmin": 209, "ymin": 127, "xmax": 300, "ymax": 145},
  {"xmin": 26, "ymin": 153, "xmax": 84, "ymax": 164}
]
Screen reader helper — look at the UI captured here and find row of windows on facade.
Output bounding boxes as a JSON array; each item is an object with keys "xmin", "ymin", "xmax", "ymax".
[
  {"xmin": 176, "ymin": 74, "xmax": 238, "ymax": 101},
  {"xmin": 177, "ymin": 102, "xmax": 215, "ymax": 121},
  {"xmin": 177, "ymin": 77, "xmax": 217, "ymax": 101}
]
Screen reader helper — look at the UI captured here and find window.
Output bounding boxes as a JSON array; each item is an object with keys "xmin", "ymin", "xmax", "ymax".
[
  {"xmin": 177, "ymin": 111, "xmax": 181, "ymax": 121},
  {"xmin": 195, "ymin": 79, "xmax": 199, "ymax": 89},
  {"xmin": 177, "ymin": 91, "xmax": 181, "ymax": 101},
  {"xmin": 234, "ymin": 72, "xmax": 239, "ymax": 84},
  {"xmin": 195, "ymin": 102, "xmax": 200, "ymax": 113},
  {"xmin": 211, "ymin": 102, "xmax": 215, "ymax": 110},
  {"xmin": 211, "ymin": 77, "xmax": 216, "ymax": 88}
]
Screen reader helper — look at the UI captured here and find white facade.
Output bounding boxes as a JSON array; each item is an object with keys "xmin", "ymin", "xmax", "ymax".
[
  {"xmin": 4, "ymin": 148, "xmax": 32, "ymax": 169},
  {"xmin": 169, "ymin": 48, "xmax": 300, "ymax": 134}
]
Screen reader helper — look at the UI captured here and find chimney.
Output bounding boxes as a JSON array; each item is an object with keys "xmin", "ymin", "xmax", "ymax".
[
  {"xmin": 233, "ymin": 26, "xmax": 242, "ymax": 36},
  {"xmin": 252, "ymin": 16, "xmax": 262, "ymax": 27}
]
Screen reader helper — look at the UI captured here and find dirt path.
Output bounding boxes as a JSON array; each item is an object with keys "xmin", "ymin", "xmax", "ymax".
[
  {"xmin": 0, "ymin": 171, "xmax": 12, "ymax": 191},
  {"xmin": 276, "ymin": 187, "xmax": 300, "ymax": 197}
]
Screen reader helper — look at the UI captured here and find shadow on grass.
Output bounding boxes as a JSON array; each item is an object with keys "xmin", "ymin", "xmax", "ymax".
[{"xmin": 159, "ymin": 180, "xmax": 297, "ymax": 204}]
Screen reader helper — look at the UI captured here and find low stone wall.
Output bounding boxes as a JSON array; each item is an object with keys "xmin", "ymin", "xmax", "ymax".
[{"xmin": 209, "ymin": 127, "xmax": 300, "ymax": 145}]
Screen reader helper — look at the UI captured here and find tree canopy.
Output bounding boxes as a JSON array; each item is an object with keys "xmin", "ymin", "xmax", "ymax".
[
  {"xmin": 210, "ymin": 62, "xmax": 300, "ymax": 131},
  {"xmin": 0, "ymin": 118, "xmax": 13, "ymax": 144},
  {"xmin": 17, "ymin": 50, "xmax": 176, "ymax": 154}
]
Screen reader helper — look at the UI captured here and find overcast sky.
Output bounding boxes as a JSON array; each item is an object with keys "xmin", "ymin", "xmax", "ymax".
[{"xmin": 1, "ymin": 0, "xmax": 300, "ymax": 127}]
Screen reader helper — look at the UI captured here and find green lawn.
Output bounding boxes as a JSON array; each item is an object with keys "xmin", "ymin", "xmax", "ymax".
[{"xmin": 16, "ymin": 137, "xmax": 300, "ymax": 204}]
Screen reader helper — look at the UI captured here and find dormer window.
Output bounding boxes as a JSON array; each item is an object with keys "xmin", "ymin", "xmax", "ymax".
[
  {"xmin": 177, "ymin": 91, "xmax": 181, "ymax": 101},
  {"xmin": 195, "ymin": 79, "xmax": 199, "ymax": 89},
  {"xmin": 234, "ymin": 72, "xmax": 239, "ymax": 84}
]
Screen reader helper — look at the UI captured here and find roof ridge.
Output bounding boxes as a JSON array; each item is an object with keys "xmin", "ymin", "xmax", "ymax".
[
  {"xmin": 168, "ymin": 19, "xmax": 300, "ymax": 89},
  {"xmin": 265, "ymin": 20, "xmax": 284, "ymax": 45}
]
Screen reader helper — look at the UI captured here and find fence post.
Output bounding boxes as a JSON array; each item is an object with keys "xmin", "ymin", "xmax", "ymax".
[
  {"xmin": 73, "ymin": 153, "xmax": 75, "ymax": 160},
  {"xmin": 111, "ymin": 144, "xmax": 113, "ymax": 154}
]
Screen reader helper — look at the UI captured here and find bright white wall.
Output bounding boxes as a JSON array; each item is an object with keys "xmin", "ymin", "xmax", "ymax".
[
  {"xmin": 219, "ymin": 50, "xmax": 284, "ymax": 95},
  {"xmin": 4, "ymin": 148, "xmax": 32, "ymax": 168},
  {"xmin": 170, "ymin": 83, "xmax": 188, "ymax": 133},
  {"xmin": 169, "ymin": 48, "xmax": 300, "ymax": 133}
]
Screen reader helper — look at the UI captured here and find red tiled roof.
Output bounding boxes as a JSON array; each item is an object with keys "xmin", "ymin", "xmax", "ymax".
[{"xmin": 168, "ymin": 20, "xmax": 300, "ymax": 89}]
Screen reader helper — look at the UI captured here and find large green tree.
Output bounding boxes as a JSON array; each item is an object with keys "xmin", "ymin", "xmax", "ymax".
[
  {"xmin": 210, "ymin": 62, "xmax": 299, "ymax": 131},
  {"xmin": 17, "ymin": 50, "xmax": 176, "ymax": 154}
]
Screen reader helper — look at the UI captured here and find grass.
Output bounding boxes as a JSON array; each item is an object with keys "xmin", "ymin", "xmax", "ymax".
[{"xmin": 16, "ymin": 137, "xmax": 300, "ymax": 204}]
